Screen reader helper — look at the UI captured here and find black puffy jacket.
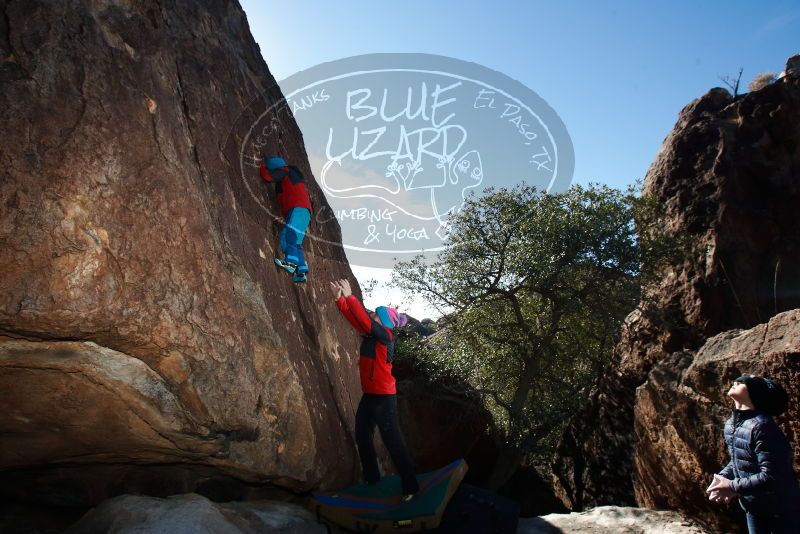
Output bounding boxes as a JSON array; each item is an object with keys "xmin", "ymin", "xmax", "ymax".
[{"xmin": 719, "ymin": 409, "xmax": 800, "ymax": 519}]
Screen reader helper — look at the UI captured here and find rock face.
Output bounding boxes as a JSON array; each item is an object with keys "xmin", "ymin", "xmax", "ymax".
[
  {"xmin": 552, "ymin": 55, "xmax": 800, "ymax": 523},
  {"xmin": 634, "ymin": 309, "xmax": 800, "ymax": 531},
  {"xmin": 783, "ymin": 54, "xmax": 800, "ymax": 79},
  {"xmin": 0, "ymin": 0, "xmax": 364, "ymax": 504}
]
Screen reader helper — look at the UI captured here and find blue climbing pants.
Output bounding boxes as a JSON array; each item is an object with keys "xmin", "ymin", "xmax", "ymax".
[{"xmin": 280, "ymin": 208, "xmax": 311, "ymax": 273}]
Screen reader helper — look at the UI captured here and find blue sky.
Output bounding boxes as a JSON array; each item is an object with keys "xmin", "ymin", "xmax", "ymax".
[
  {"xmin": 242, "ymin": 0, "xmax": 798, "ymax": 190},
  {"xmin": 240, "ymin": 0, "xmax": 799, "ymax": 317}
]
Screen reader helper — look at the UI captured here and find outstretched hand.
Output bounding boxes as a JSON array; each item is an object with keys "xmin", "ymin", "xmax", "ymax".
[
  {"xmin": 339, "ymin": 279, "xmax": 352, "ymax": 297},
  {"xmin": 330, "ymin": 281, "xmax": 343, "ymax": 299},
  {"xmin": 330, "ymin": 279, "xmax": 353, "ymax": 299}
]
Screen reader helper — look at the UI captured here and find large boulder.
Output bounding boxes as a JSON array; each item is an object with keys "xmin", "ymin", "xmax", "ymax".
[
  {"xmin": 553, "ymin": 56, "xmax": 800, "ymax": 517},
  {"xmin": 0, "ymin": 0, "xmax": 364, "ymax": 504}
]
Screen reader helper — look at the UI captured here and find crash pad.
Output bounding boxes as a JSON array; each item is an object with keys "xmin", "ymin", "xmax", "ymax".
[{"xmin": 311, "ymin": 458, "xmax": 468, "ymax": 533}]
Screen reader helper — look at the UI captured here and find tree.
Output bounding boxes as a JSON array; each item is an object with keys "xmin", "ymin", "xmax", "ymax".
[
  {"xmin": 719, "ymin": 68, "xmax": 744, "ymax": 99},
  {"xmin": 391, "ymin": 183, "xmax": 681, "ymax": 489}
]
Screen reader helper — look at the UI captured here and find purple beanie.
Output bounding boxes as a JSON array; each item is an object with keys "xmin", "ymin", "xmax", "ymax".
[{"xmin": 375, "ymin": 306, "xmax": 407, "ymax": 328}]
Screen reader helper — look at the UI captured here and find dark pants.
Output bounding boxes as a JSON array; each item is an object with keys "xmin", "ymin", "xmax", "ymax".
[
  {"xmin": 746, "ymin": 512, "xmax": 800, "ymax": 534},
  {"xmin": 355, "ymin": 393, "xmax": 419, "ymax": 495}
]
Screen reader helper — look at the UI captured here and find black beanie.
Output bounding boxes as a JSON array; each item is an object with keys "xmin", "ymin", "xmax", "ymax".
[{"xmin": 734, "ymin": 375, "xmax": 790, "ymax": 416}]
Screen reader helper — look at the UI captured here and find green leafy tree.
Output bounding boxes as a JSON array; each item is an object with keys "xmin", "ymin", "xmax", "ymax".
[{"xmin": 392, "ymin": 183, "xmax": 681, "ymax": 489}]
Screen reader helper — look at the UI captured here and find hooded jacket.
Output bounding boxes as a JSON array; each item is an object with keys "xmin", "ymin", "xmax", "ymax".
[
  {"xmin": 719, "ymin": 409, "xmax": 800, "ymax": 519},
  {"xmin": 336, "ymin": 295, "xmax": 396, "ymax": 395}
]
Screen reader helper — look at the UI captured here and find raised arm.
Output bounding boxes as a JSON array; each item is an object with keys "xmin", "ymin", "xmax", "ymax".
[
  {"xmin": 331, "ymin": 279, "xmax": 372, "ymax": 334},
  {"xmin": 336, "ymin": 295, "xmax": 372, "ymax": 334}
]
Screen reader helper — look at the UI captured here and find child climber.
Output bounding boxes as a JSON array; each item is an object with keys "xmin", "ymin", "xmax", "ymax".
[
  {"xmin": 331, "ymin": 278, "xmax": 420, "ymax": 501},
  {"xmin": 707, "ymin": 374, "xmax": 800, "ymax": 533},
  {"xmin": 259, "ymin": 156, "xmax": 313, "ymax": 283}
]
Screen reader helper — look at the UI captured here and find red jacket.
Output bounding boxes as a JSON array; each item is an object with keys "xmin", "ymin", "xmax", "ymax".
[
  {"xmin": 336, "ymin": 295, "xmax": 396, "ymax": 395},
  {"xmin": 259, "ymin": 163, "xmax": 313, "ymax": 218}
]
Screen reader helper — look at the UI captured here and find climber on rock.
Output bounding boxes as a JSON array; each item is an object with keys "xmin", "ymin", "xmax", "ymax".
[
  {"xmin": 259, "ymin": 156, "xmax": 313, "ymax": 283},
  {"xmin": 706, "ymin": 375, "xmax": 800, "ymax": 533},
  {"xmin": 331, "ymin": 278, "xmax": 420, "ymax": 501}
]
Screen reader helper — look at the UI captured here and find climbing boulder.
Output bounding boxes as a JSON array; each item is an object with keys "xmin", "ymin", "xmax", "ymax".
[{"xmin": 0, "ymin": 0, "xmax": 363, "ymax": 504}]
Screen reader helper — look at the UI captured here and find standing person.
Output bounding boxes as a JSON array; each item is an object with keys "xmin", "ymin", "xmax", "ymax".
[
  {"xmin": 259, "ymin": 156, "xmax": 313, "ymax": 283},
  {"xmin": 706, "ymin": 374, "xmax": 800, "ymax": 533},
  {"xmin": 331, "ymin": 278, "xmax": 420, "ymax": 501}
]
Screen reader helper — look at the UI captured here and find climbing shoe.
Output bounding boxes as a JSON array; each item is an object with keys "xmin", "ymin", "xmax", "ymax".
[
  {"xmin": 292, "ymin": 273, "xmax": 307, "ymax": 284},
  {"xmin": 274, "ymin": 257, "xmax": 297, "ymax": 274},
  {"xmin": 402, "ymin": 493, "xmax": 415, "ymax": 502}
]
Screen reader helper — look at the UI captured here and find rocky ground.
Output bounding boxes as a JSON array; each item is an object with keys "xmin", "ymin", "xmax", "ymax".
[
  {"xmin": 520, "ymin": 506, "xmax": 708, "ymax": 534},
  {"xmin": 3, "ymin": 493, "xmax": 709, "ymax": 533},
  {"xmin": 64, "ymin": 494, "xmax": 329, "ymax": 534}
]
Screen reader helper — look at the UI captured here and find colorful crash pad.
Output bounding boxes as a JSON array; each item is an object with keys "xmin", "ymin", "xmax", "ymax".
[{"xmin": 311, "ymin": 458, "xmax": 468, "ymax": 533}]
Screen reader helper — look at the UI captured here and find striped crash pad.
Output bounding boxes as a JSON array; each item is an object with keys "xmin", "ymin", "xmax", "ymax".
[{"xmin": 311, "ymin": 458, "xmax": 468, "ymax": 533}]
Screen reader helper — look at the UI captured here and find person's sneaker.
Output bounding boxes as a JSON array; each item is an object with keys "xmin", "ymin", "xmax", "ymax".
[
  {"xmin": 402, "ymin": 493, "xmax": 415, "ymax": 502},
  {"xmin": 274, "ymin": 257, "xmax": 297, "ymax": 274},
  {"xmin": 292, "ymin": 273, "xmax": 307, "ymax": 284}
]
